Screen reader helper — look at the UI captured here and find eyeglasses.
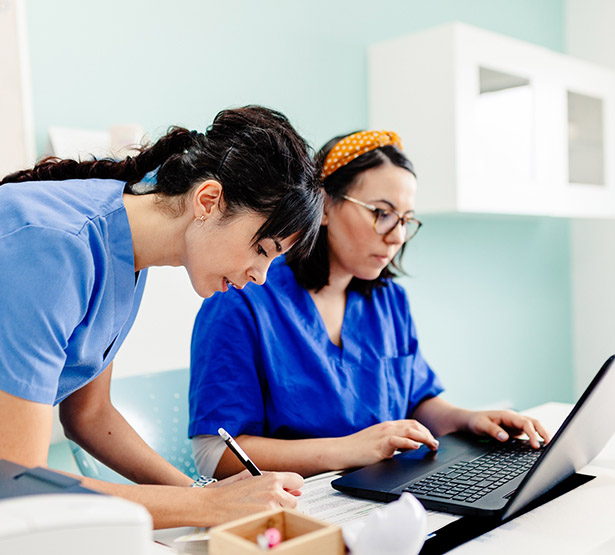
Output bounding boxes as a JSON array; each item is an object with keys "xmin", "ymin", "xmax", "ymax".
[{"xmin": 339, "ymin": 194, "xmax": 422, "ymax": 242}]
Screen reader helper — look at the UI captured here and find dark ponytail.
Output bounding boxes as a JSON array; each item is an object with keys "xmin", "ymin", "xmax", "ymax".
[
  {"xmin": 1, "ymin": 105, "xmax": 323, "ymax": 258},
  {"xmin": 0, "ymin": 128, "xmax": 193, "ymax": 188}
]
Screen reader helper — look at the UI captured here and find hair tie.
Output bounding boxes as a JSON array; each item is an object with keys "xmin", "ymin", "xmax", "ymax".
[
  {"xmin": 189, "ymin": 130, "xmax": 205, "ymax": 143},
  {"xmin": 185, "ymin": 130, "xmax": 205, "ymax": 154},
  {"xmin": 321, "ymin": 130, "xmax": 403, "ymax": 180}
]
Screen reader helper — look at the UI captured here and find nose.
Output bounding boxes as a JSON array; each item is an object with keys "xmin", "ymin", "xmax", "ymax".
[
  {"xmin": 248, "ymin": 262, "xmax": 269, "ymax": 286},
  {"xmin": 384, "ymin": 221, "xmax": 406, "ymax": 245}
]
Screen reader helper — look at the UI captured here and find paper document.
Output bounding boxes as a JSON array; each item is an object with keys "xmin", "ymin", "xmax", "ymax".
[{"xmin": 297, "ymin": 471, "xmax": 386, "ymax": 525}]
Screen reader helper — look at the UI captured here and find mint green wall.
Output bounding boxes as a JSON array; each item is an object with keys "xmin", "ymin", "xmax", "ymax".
[
  {"xmin": 400, "ymin": 215, "xmax": 572, "ymax": 410},
  {"xmin": 25, "ymin": 0, "xmax": 572, "ymax": 411}
]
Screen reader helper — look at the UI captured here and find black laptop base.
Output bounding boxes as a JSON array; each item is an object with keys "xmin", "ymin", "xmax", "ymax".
[
  {"xmin": 332, "ymin": 433, "xmax": 539, "ymax": 517},
  {"xmin": 419, "ymin": 471, "xmax": 594, "ymax": 555}
]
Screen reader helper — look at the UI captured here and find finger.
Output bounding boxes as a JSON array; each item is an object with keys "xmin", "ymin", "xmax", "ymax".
[
  {"xmin": 400, "ymin": 424, "xmax": 439, "ymax": 450},
  {"xmin": 497, "ymin": 413, "xmax": 545, "ymax": 448},
  {"xmin": 482, "ymin": 420, "xmax": 509, "ymax": 442},
  {"xmin": 278, "ymin": 488, "xmax": 299, "ymax": 509},
  {"xmin": 277, "ymin": 471, "xmax": 304, "ymax": 492},
  {"xmin": 532, "ymin": 419, "xmax": 551, "ymax": 445},
  {"xmin": 389, "ymin": 436, "xmax": 422, "ymax": 452},
  {"xmin": 519, "ymin": 420, "xmax": 542, "ymax": 449}
]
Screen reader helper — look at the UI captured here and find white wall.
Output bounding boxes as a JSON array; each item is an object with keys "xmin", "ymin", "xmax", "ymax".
[
  {"xmin": 566, "ymin": 0, "xmax": 615, "ymax": 69},
  {"xmin": 112, "ymin": 267, "xmax": 203, "ymax": 377},
  {"xmin": 0, "ymin": 0, "xmax": 34, "ymax": 177},
  {"xmin": 570, "ymin": 221, "xmax": 615, "ymax": 392},
  {"xmin": 566, "ymin": 0, "xmax": 615, "ymax": 394}
]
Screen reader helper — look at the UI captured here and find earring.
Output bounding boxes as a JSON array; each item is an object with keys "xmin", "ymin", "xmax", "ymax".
[{"xmin": 194, "ymin": 215, "xmax": 205, "ymax": 228}]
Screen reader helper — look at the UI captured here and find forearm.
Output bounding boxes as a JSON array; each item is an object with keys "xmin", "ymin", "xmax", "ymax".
[
  {"xmin": 62, "ymin": 403, "xmax": 191, "ymax": 487},
  {"xmin": 79, "ymin": 476, "xmax": 210, "ymax": 529},
  {"xmin": 411, "ymin": 396, "xmax": 473, "ymax": 437},
  {"xmin": 215, "ymin": 435, "xmax": 347, "ymax": 478}
]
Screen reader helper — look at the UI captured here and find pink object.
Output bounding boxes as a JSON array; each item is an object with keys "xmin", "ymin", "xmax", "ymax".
[{"xmin": 264, "ymin": 527, "xmax": 282, "ymax": 548}]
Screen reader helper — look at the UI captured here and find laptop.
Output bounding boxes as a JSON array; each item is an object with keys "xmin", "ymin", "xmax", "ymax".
[{"xmin": 332, "ymin": 355, "xmax": 615, "ymax": 520}]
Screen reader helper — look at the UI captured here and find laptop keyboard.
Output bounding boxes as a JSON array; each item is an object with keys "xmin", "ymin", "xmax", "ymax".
[{"xmin": 402, "ymin": 439, "xmax": 544, "ymax": 504}]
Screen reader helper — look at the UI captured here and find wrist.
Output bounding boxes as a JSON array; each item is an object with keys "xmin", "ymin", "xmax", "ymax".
[
  {"xmin": 453, "ymin": 407, "xmax": 475, "ymax": 433},
  {"xmin": 323, "ymin": 435, "xmax": 353, "ymax": 471}
]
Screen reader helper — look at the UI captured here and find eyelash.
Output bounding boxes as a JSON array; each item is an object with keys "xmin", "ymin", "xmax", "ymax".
[{"xmin": 257, "ymin": 244, "xmax": 268, "ymax": 257}]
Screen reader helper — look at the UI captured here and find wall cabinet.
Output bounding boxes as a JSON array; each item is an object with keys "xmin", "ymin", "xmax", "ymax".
[{"xmin": 368, "ymin": 23, "xmax": 615, "ymax": 217}]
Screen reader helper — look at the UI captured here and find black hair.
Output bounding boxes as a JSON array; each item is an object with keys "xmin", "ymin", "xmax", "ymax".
[
  {"xmin": 0, "ymin": 105, "xmax": 323, "ymax": 258},
  {"xmin": 287, "ymin": 131, "xmax": 416, "ymax": 295}
]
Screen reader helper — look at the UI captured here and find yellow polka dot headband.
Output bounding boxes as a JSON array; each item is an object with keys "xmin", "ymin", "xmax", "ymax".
[{"xmin": 321, "ymin": 130, "xmax": 403, "ymax": 180}]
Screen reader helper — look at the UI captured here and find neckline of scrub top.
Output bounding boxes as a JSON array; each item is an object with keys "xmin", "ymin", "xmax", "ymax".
[
  {"xmin": 304, "ymin": 289, "xmax": 350, "ymax": 352},
  {"xmin": 280, "ymin": 264, "xmax": 363, "ymax": 361}
]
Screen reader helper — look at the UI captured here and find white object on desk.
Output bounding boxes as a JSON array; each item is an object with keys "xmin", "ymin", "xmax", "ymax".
[
  {"xmin": 0, "ymin": 494, "xmax": 153, "ymax": 555},
  {"xmin": 343, "ymin": 492, "xmax": 427, "ymax": 555}
]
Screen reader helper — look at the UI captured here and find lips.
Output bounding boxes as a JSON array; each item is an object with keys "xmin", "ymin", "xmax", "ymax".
[{"xmin": 223, "ymin": 277, "xmax": 241, "ymax": 291}]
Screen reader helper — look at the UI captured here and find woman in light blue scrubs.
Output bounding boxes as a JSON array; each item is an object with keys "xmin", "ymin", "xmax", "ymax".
[
  {"xmin": 189, "ymin": 130, "xmax": 550, "ymax": 479},
  {"xmin": 0, "ymin": 106, "xmax": 323, "ymax": 528}
]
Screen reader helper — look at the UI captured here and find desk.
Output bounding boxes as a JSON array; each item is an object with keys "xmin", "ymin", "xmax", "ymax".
[
  {"xmin": 448, "ymin": 402, "xmax": 615, "ymax": 554},
  {"xmin": 153, "ymin": 402, "xmax": 615, "ymax": 554}
]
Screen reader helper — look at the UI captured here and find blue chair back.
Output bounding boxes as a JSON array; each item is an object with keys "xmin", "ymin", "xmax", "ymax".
[{"xmin": 69, "ymin": 367, "xmax": 198, "ymax": 483}]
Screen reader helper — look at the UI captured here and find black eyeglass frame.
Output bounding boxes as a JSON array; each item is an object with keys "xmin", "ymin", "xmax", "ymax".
[{"xmin": 339, "ymin": 194, "xmax": 422, "ymax": 242}]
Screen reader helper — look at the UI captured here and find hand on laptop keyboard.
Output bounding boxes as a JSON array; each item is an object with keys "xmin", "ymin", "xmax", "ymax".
[
  {"xmin": 411, "ymin": 397, "xmax": 551, "ymax": 449},
  {"xmin": 338, "ymin": 419, "xmax": 440, "ymax": 468},
  {"xmin": 464, "ymin": 410, "xmax": 551, "ymax": 449}
]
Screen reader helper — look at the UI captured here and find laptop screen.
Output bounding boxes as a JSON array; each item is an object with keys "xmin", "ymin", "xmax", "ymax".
[{"xmin": 504, "ymin": 356, "xmax": 615, "ymax": 519}]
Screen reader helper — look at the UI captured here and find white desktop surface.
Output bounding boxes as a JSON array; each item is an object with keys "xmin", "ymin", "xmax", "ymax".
[{"xmin": 152, "ymin": 402, "xmax": 615, "ymax": 554}]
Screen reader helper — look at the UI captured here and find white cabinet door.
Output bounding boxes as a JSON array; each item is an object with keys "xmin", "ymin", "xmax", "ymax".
[{"xmin": 369, "ymin": 23, "xmax": 615, "ymax": 218}]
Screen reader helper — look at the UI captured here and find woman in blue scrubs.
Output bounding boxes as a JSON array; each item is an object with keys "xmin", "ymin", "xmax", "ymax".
[
  {"xmin": 0, "ymin": 106, "xmax": 322, "ymax": 527},
  {"xmin": 189, "ymin": 130, "xmax": 550, "ymax": 479}
]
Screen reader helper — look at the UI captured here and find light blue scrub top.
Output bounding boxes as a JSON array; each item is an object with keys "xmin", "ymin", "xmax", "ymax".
[
  {"xmin": 0, "ymin": 179, "xmax": 147, "ymax": 405},
  {"xmin": 189, "ymin": 257, "xmax": 443, "ymax": 440}
]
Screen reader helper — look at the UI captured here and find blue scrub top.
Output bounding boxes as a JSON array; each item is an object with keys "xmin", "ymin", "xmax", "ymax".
[
  {"xmin": 0, "ymin": 179, "xmax": 147, "ymax": 405},
  {"xmin": 189, "ymin": 257, "xmax": 443, "ymax": 440}
]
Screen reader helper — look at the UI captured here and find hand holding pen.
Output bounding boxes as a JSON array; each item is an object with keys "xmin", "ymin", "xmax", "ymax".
[
  {"xmin": 186, "ymin": 429, "xmax": 303, "ymax": 522},
  {"xmin": 218, "ymin": 427, "xmax": 303, "ymax": 500}
]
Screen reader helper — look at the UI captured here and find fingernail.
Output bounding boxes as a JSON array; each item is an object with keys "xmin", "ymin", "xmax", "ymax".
[{"xmin": 497, "ymin": 431, "xmax": 508, "ymax": 441}]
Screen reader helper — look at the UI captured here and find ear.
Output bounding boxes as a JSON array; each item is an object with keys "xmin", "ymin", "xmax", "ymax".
[
  {"xmin": 192, "ymin": 180, "xmax": 223, "ymax": 220},
  {"xmin": 321, "ymin": 194, "xmax": 332, "ymax": 226}
]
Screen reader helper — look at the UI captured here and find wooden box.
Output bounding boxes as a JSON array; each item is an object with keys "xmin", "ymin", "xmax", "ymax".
[{"xmin": 209, "ymin": 508, "xmax": 344, "ymax": 555}]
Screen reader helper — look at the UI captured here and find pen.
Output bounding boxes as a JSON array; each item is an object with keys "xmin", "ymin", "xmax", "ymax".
[{"xmin": 218, "ymin": 427, "xmax": 263, "ymax": 476}]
